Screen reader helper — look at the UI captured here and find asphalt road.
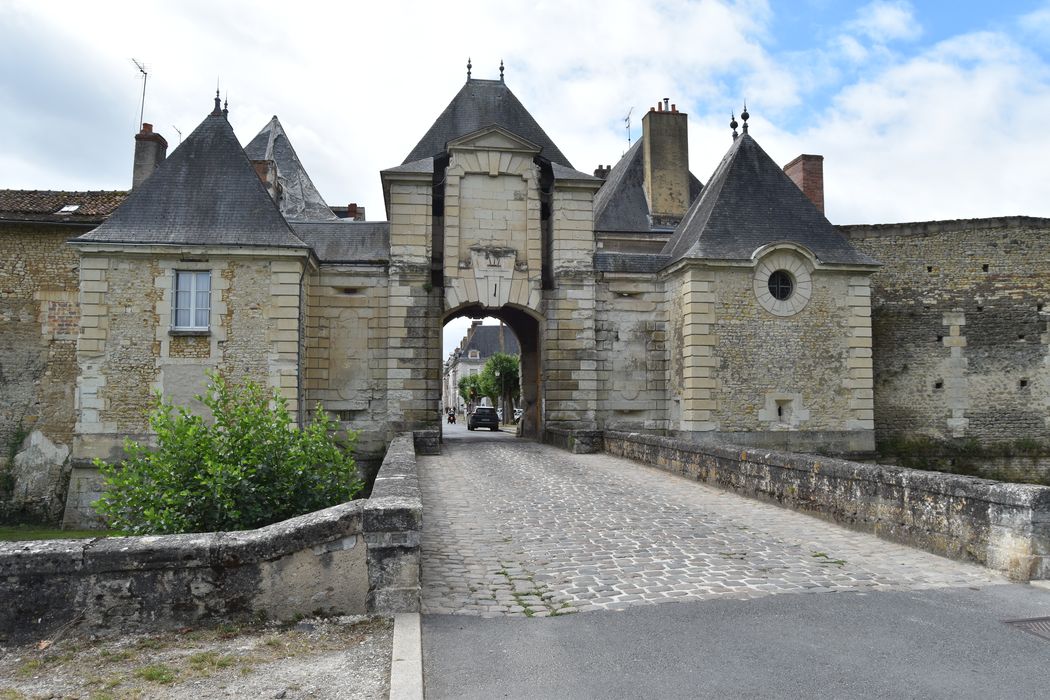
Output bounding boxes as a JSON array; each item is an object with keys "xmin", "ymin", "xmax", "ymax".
[{"xmin": 423, "ymin": 584, "xmax": 1050, "ymax": 699}]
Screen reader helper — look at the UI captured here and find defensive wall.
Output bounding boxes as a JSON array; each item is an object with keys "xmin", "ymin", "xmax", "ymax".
[{"xmin": 0, "ymin": 433, "xmax": 421, "ymax": 645}]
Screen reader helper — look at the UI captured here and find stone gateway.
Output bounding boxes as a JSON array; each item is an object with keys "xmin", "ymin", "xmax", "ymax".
[{"xmin": 0, "ymin": 73, "xmax": 1047, "ymax": 527}]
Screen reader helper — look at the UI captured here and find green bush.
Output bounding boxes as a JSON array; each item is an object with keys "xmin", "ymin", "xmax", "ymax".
[{"xmin": 94, "ymin": 374, "xmax": 361, "ymax": 535}]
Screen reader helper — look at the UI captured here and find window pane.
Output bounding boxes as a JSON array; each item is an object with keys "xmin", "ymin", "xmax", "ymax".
[
  {"xmin": 195, "ymin": 308, "xmax": 209, "ymax": 327},
  {"xmin": 195, "ymin": 272, "xmax": 210, "ymax": 291},
  {"xmin": 175, "ymin": 308, "xmax": 190, "ymax": 327},
  {"xmin": 195, "ymin": 289, "xmax": 210, "ymax": 311}
]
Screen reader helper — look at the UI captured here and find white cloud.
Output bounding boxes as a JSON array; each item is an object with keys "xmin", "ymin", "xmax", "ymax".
[{"xmin": 849, "ymin": 1, "xmax": 922, "ymax": 43}]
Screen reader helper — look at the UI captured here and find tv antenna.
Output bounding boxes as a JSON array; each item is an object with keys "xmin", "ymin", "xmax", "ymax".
[
  {"xmin": 172, "ymin": 125, "xmax": 183, "ymax": 145},
  {"xmin": 624, "ymin": 107, "xmax": 633, "ymax": 149},
  {"xmin": 132, "ymin": 59, "xmax": 148, "ymax": 128}
]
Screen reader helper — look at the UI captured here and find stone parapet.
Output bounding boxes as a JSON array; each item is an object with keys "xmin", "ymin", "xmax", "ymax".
[
  {"xmin": 0, "ymin": 433, "xmax": 421, "ymax": 644},
  {"xmin": 602, "ymin": 430, "xmax": 1050, "ymax": 582}
]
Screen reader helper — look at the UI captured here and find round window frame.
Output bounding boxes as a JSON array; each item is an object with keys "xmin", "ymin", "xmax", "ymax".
[{"xmin": 753, "ymin": 251, "xmax": 813, "ymax": 316}]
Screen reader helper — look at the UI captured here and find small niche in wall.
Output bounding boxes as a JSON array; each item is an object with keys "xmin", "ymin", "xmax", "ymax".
[
  {"xmin": 936, "ymin": 334, "xmax": 944, "ymax": 342},
  {"xmin": 934, "ymin": 380, "xmax": 944, "ymax": 390},
  {"xmin": 1018, "ymin": 334, "xmax": 1026, "ymax": 341},
  {"xmin": 976, "ymin": 305, "xmax": 983, "ymax": 312},
  {"xmin": 1019, "ymin": 379, "xmax": 1030, "ymax": 390},
  {"xmin": 1038, "ymin": 303, "xmax": 1045, "ymax": 312},
  {"xmin": 338, "ymin": 288, "xmax": 361, "ymax": 296},
  {"xmin": 926, "ymin": 265, "xmax": 934, "ymax": 273},
  {"xmin": 982, "ymin": 264, "xmax": 989, "ymax": 272}
]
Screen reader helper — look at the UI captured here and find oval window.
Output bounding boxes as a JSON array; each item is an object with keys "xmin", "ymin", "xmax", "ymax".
[{"xmin": 767, "ymin": 270, "xmax": 794, "ymax": 301}]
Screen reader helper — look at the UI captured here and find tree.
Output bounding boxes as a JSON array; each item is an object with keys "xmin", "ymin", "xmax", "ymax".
[
  {"xmin": 93, "ymin": 373, "xmax": 362, "ymax": 535},
  {"xmin": 458, "ymin": 374, "xmax": 484, "ymax": 408},
  {"xmin": 481, "ymin": 352, "xmax": 520, "ymax": 420}
]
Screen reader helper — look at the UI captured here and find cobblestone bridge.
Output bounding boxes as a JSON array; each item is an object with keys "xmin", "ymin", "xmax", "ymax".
[{"xmin": 420, "ymin": 429, "xmax": 1005, "ymax": 617}]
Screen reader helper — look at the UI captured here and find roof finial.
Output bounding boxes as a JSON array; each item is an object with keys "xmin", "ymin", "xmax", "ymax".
[
  {"xmin": 211, "ymin": 88, "xmax": 222, "ymax": 116},
  {"xmin": 730, "ymin": 112, "xmax": 739, "ymax": 140},
  {"xmin": 741, "ymin": 101, "xmax": 749, "ymax": 135},
  {"xmin": 222, "ymin": 92, "xmax": 229, "ymax": 118},
  {"xmin": 499, "ymin": 59, "xmax": 505, "ymax": 82},
  {"xmin": 467, "ymin": 57, "xmax": 472, "ymax": 80}
]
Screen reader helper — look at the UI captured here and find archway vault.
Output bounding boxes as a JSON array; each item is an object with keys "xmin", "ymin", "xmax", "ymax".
[{"xmin": 442, "ymin": 303, "xmax": 543, "ymax": 440}]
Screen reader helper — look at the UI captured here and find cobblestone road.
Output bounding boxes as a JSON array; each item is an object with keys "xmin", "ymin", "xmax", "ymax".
[{"xmin": 420, "ymin": 431, "xmax": 1006, "ymax": 617}]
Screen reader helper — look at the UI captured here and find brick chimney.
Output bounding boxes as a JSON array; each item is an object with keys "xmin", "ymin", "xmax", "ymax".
[
  {"xmin": 783, "ymin": 154, "xmax": 824, "ymax": 214},
  {"xmin": 132, "ymin": 123, "xmax": 167, "ymax": 189},
  {"xmin": 642, "ymin": 99, "xmax": 689, "ymax": 228},
  {"xmin": 251, "ymin": 159, "xmax": 281, "ymax": 201}
]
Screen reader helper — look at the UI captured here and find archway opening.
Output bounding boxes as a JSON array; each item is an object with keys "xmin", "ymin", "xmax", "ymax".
[{"xmin": 441, "ymin": 304, "xmax": 542, "ymax": 439}]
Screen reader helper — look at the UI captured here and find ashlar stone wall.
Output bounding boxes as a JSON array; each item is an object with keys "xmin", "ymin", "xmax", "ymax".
[
  {"xmin": 303, "ymin": 264, "xmax": 390, "ymax": 466},
  {"xmin": 842, "ymin": 217, "xmax": 1050, "ymax": 445},
  {"xmin": 0, "ymin": 227, "xmax": 80, "ymax": 521},
  {"xmin": 595, "ymin": 274, "xmax": 669, "ymax": 431}
]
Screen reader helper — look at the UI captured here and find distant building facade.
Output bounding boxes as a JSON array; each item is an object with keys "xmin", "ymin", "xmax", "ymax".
[
  {"xmin": 0, "ymin": 74, "xmax": 1046, "ymax": 527},
  {"xmin": 443, "ymin": 321, "xmax": 521, "ymax": 413}
]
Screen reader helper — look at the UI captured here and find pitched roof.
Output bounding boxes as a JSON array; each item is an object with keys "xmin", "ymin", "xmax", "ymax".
[
  {"xmin": 0, "ymin": 190, "xmax": 127, "ymax": 225},
  {"xmin": 77, "ymin": 100, "xmax": 305, "ymax": 249},
  {"xmin": 460, "ymin": 324, "xmax": 520, "ymax": 359},
  {"xmin": 289, "ymin": 221, "xmax": 389, "ymax": 263},
  {"xmin": 592, "ymin": 139, "xmax": 702, "ymax": 233},
  {"xmin": 244, "ymin": 117, "xmax": 337, "ymax": 222},
  {"xmin": 404, "ymin": 79, "xmax": 573, "ymax": 168},
  {"xmin": 662, "ymin": 134, "xmax": 877, "ymax": 266}
]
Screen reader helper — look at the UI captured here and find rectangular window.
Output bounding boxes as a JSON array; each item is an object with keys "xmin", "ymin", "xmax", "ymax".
[{"xmin": 174, "ymin": 271, "xmax": 211, "ymax": 330}]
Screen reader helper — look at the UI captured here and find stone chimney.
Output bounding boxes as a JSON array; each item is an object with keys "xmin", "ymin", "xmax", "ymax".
[
  {"xmin": 642, "ymin": 99, "xmax": 689, "ymax": 228},
  {"xmin": 783, "ymin": 154, "xmax": 824, "ymax": 214},
  {"xmin": 132, "ymin": 123, "xmax": 167, "ymax": 189},
  {"xmin": 593, "ymin": 164, "xmax": 611, "ymax": 180}
]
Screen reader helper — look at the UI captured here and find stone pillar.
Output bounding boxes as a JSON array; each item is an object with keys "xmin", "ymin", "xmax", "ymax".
[{"xmin": 678, "ymin": 266, "xmax": 719, "ymax": 432}]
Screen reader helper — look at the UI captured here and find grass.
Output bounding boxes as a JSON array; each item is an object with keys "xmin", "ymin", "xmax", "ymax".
[
  {"xmin": 133, "ymin": 664, "xmax": 176, "ymax": 684},
  {"xmin": 0, "ymin": 525, "xmax": 118, "ymax": 541}
]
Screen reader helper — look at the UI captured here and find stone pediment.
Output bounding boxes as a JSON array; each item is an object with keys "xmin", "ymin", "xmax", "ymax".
[{"xmin": 448, "ymin": 126, "xmax": 541, "ymax": 155}]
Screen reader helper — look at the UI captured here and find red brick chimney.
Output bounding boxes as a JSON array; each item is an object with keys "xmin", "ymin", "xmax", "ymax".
[
  {"xmin": 784, "ymin": 154, "xmax": 824, "ymax": 214},
  {"xmin": 642, "ymin": 99, "xmax": 689, "ymax": 227},
  {"xmin": 132, "ymin": 123, "xmax": 167, "ymax": 189},
  {"xmin": 251, "ymin": 159, "xmax": 280, "ymax": 201}
]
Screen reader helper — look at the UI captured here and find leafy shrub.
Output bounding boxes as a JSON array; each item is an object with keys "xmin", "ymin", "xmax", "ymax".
[{"xmin": 94, "ymin": 374, "xmax": 361, "ymax": 534}]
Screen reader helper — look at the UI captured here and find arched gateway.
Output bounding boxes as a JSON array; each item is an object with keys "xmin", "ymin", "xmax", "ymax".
[
  {"xmin": 380, "ymin": 86, "xmax": 604, "ymax": 444},
  {"xmin": 63, "ymin": 70, "xmax": 879, "ymax": 525}
]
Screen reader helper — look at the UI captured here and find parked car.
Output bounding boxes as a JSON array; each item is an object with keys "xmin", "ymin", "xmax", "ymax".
[{"xmin": 468, "ymin": 406, "xmax": 500, "ymax": 431}]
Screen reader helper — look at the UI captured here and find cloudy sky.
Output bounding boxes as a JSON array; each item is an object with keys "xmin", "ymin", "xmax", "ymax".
[{"xmin": 3, "ymin": 0, "xmax": 1049, "ymax": 354}]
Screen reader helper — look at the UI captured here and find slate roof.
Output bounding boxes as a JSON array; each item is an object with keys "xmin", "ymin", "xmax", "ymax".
[
  {"xmin": 0, "ymin": 190, "xmax": 127, "ymax": 225},
  {"xmin": 460, "ymin": 324, "xmax": 520, "ymax": 359},
  {"xmin": 662, "ymin": 134, "xmax": 878, "ymax": 266},
  {"xmin": 78, "ymin": 101, "xmax": 305, "ymax": 249},
  {"xmin": 244, "ymin": 117, "xmax": 337, "ymax": 221},
  {"xmin": 592, "ymin": 139, "xmax": 703, "ymax": 233},
  {"xmin": 289, "ymin": 221, "xmax": 389, "ymax": 263},
  {"xmin": 551, "ymin": 162, "xmax": 601, "ymax": 183},
  {"xmin": 404, "ymin": 79, "xmax": 573, "ymax": 168},
  {"xmin": 593, "ymin": 252, "xmax": 669, "ymax": 273}
]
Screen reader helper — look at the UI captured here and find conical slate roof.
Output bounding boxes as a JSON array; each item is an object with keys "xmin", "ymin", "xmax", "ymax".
[
  {"xmin": 78, "ymin": 99, "xmax": 305, "ymax": 249},
  {"xmin": 662, "ymin": 133, "xmax": 876, "ymax": 266},
  {"xmin": 592, "ymin": 139, "xmax": 703, "ymax": 233},
  {"xmin": 244, "ymin": 117, "xmax": 337, "ymax": 221},
  {"xmin": 404, "ymin": 79, "xmax": 572, "ymax": 168}
]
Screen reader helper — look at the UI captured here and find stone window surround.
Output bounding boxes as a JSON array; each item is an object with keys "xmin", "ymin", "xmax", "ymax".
[
  {"xmin": 751, "ymin": 244, "xmax": 815, "ymax": 317},
  {"xmin": 172, "ymin": 269, "xmax": 211, "ymax": 333}
]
